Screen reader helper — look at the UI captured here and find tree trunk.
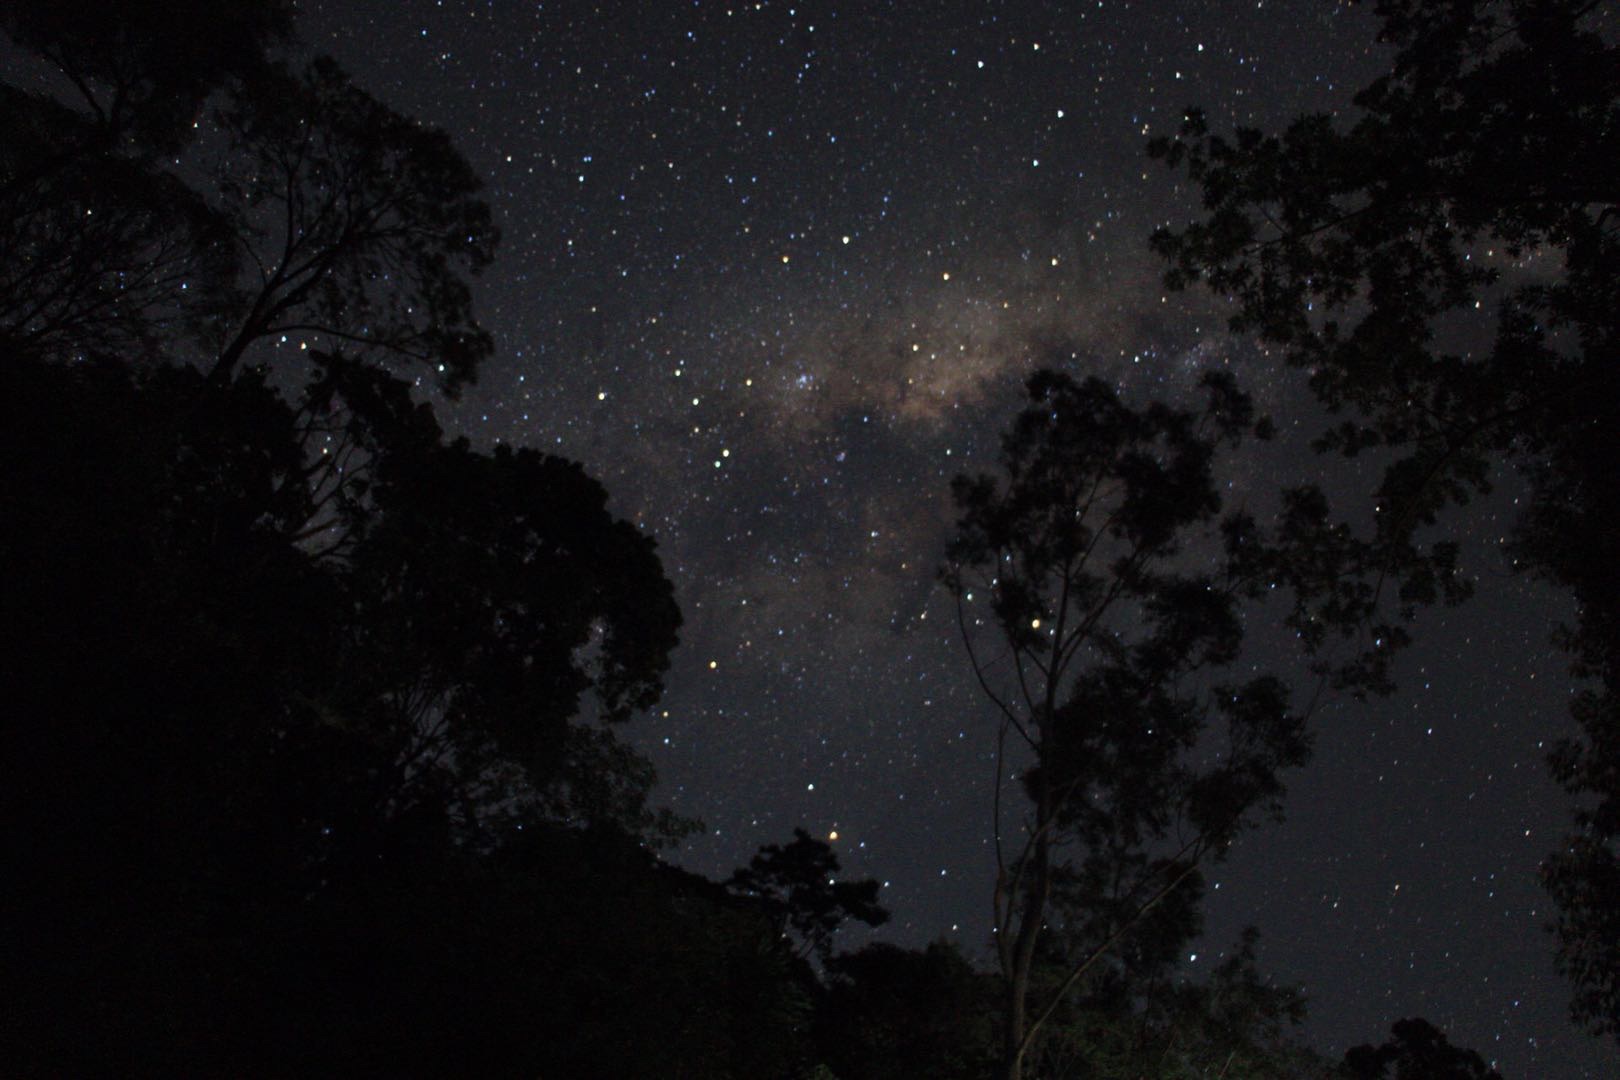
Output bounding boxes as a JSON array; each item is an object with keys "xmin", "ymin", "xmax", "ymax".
[
  {"xmin": 1000, "ymin": 976, "xmax": 1027, "ymax": 1080},
  {"xmin": 1000, "ymin": 780, "xmax": 1052, "ymax": 1080}
]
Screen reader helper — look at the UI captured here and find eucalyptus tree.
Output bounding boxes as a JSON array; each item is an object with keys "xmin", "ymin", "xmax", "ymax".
[{"xmin": 944, "ymin": 368, "xmax": 1312, "ymax": 1080}]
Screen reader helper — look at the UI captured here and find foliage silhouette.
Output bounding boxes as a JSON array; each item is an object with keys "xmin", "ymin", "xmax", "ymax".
[
  {"xmin": 1024, "ymin": 927, "xmax": 1326, "ymax": 1079},
  {"xmin": 0, "ymin": 9, "xmax": 883, "ymax": 1075},
  {"xmin": 1149, "ymin": 0, "xmax": 1620, "ymax": 1039},
  {"xmin": 0, "ymin": 351, "xmax": 696, "ymax": 1072},
  {"xmin": 814, "ymin": 940, "xmax": 998, "ymax": 1080},
  {"xmin": 205, "ymin": 57, "xmax": 497, "ymax": 384},
  {"xmin": 943, "ymin": 366, "xmax": 1312, "ymax": 1080},
  {"xmin": 1344, "ymin": 1017, "xmax": 1503, "ymax": 1080},
  {"xmin": 1, "ymin": 3, "xmax": 496, "ymax": 389},
  {"xmin": 0, "ymin": 4, "xmax": 692, "ymax": 1065},
  {"xmin": 726, "ymin": 827, "xmax": 890, "ymax": 962},
  {"xmin": 0, "ymin": 0, "xmax": 294, "ymax": 152}
]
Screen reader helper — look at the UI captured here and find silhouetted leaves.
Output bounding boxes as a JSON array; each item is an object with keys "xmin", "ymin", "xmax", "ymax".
[
  {"xmin": 1151, "ymin": 0, "xmax": 1620, "ymax": 1039},
  {"xmin": 1, "ymin": 7, "xmax": 496, "ymax": 389},
  {"xmin": 0, "ymin": 86, "xmax": 236, "ymax": 363},
  {"xmin": 816, "ymin": 940, "xmax": 998, "ymax": 1080},
  {"xmin": 945, "ymin": 365, "xmax": 1310, "ymax": 1079},
  {"xmin": 0, "ymin": 6, "xmax": 719, "ymax": 1073},
  {"xmin": 0, "ymin": 0, "xmax": 293, "ymax": 151},
  {"xmin": 0, "ymin": 352, "xmax": 696, "ymax": 1072},
  {"xmin": 1345, "ymin": 1017, "xmax": 1503, "ymax": 1080},
  {"xmin": 728, "ymin": 827, "xmax": 890, "ymax": 962},
  {"xmin": 207, "ymin": 56, "xmax": 497, "ymax": 384},
  {"xmin": 1027, "ymin": 926, "xmax": 1324, "ymax": 1079}
]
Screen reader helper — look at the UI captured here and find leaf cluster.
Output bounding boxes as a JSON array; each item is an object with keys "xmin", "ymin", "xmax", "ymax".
[
  {"xmin": 947, "ymin": 369, "xmax": 1309, "ymax": 852},
  {"xmin": 944, "ymin": 366, "xmax": 1317, "ymax": 1075},
  {"xmin": 1344, "ymin": 1016, "xmax": 1504, "ymax": 1080},
  {"xmin": 1, "ymin": 2, "xmax": 498, "ymax": 390},
  {"xmin": 727, "ymin": 827, "xmax": 891, "ymax": 962},
  {"xmin": 1149, "ymin": 0, "xmax": 1620, "ymax": 1038}
]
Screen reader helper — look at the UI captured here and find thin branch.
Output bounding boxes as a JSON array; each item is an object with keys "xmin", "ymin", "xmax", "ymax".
[
  {"xmin": 1022, "ymin": 845, "xmax": 1209, "ymax": 1055},
  {"xmin": 954, "ymin": 582, "xmax": 1036, "ymax": 751}
]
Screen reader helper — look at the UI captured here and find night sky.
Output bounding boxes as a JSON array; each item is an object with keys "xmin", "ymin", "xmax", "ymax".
[{"xmin": 294, "ymin": 1, "xmax": 1614, "ymax": 1074}]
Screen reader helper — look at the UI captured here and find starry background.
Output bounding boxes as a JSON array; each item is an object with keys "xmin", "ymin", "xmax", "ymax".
[{"xmin": 291, "ymin": 1, "xmax": 1613, "ymax": 1074}]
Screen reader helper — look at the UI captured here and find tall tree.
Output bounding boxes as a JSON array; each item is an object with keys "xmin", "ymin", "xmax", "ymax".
[
  {"xmin": 943, "ymin": 367, "xmax": 1312, "ymax": 1080},
  {"xmin": 1148, "ymin": 0, "xmax": 1620, "ymax": 1039}
]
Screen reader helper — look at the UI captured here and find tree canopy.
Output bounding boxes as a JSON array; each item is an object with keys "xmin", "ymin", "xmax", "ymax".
[
  {"xmin": 727, "ymin": 827, "xmax": 891, "ymax": 962},
  {"xmin": 1, "ymin": 0, "xmax": 495, "ymax": 386},
  {"xmin": 1345, "ymin": 1017, "xmax": 1505, "ymax": 1080},
  {"xmin": 1149, "ymin": 0, "xmax": 1620, "ymax": 1040},
  {"xmin": 944, "ymin": 365, "xmax": 1313, "ymax": 1080},
  {"xmin": 0, "ymin": 5, "xmax": 940, "ymax": 1074}
]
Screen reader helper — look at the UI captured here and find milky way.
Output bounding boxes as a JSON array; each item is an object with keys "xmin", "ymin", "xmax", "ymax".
[{"xmin": 302, "ymin": 2, "xmax": 1614, "ymax": 1074}]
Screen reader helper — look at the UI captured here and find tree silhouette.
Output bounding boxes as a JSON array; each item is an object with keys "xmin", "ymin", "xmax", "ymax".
[
  {"xmin": 0, "ymin": 0, "xmax": 294, "ymax": 152},
  {"xmin": 1, "ymin": 6, "xmax": 687, "ymax": 1067},
  {"xmin": 1025, "ymin": 926, "xmax": 1325, "ymax": 1079},
  {"xmin": 815, "ymin": 940, "xmax": 998, "ymax": 1080},
  {"xmin": 204, "ymin": 57, "xmax": 497, "ymax": 384},
  {"xmin": 1345, "ymin": 1017, "xmax": 1503, "ymax": 1080},
  {"xmin": 944, "ymin": 367, "xmax": 1312, "ymax": 1080},
  {"xmin": 0, "ymin": 350, "xmax": 692, "ymax": 1070},
  {"xmin": 2, "ymin": 358, "xmax": 697, "ymax": 1074},
  {"xmin": 0, "ymin": 84, "xmax": 235, "ymax": 363},
  {"xmin": 1, "ymin": 6, "xmax": 496, "ymax": 389},
  {"xmin": 727, "ymin": 827, "xmax": 890, "ymax": 962},
  {"xmin": 1149, "ymin": 0, "xmax": 1620, "ymax": 1040}
]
